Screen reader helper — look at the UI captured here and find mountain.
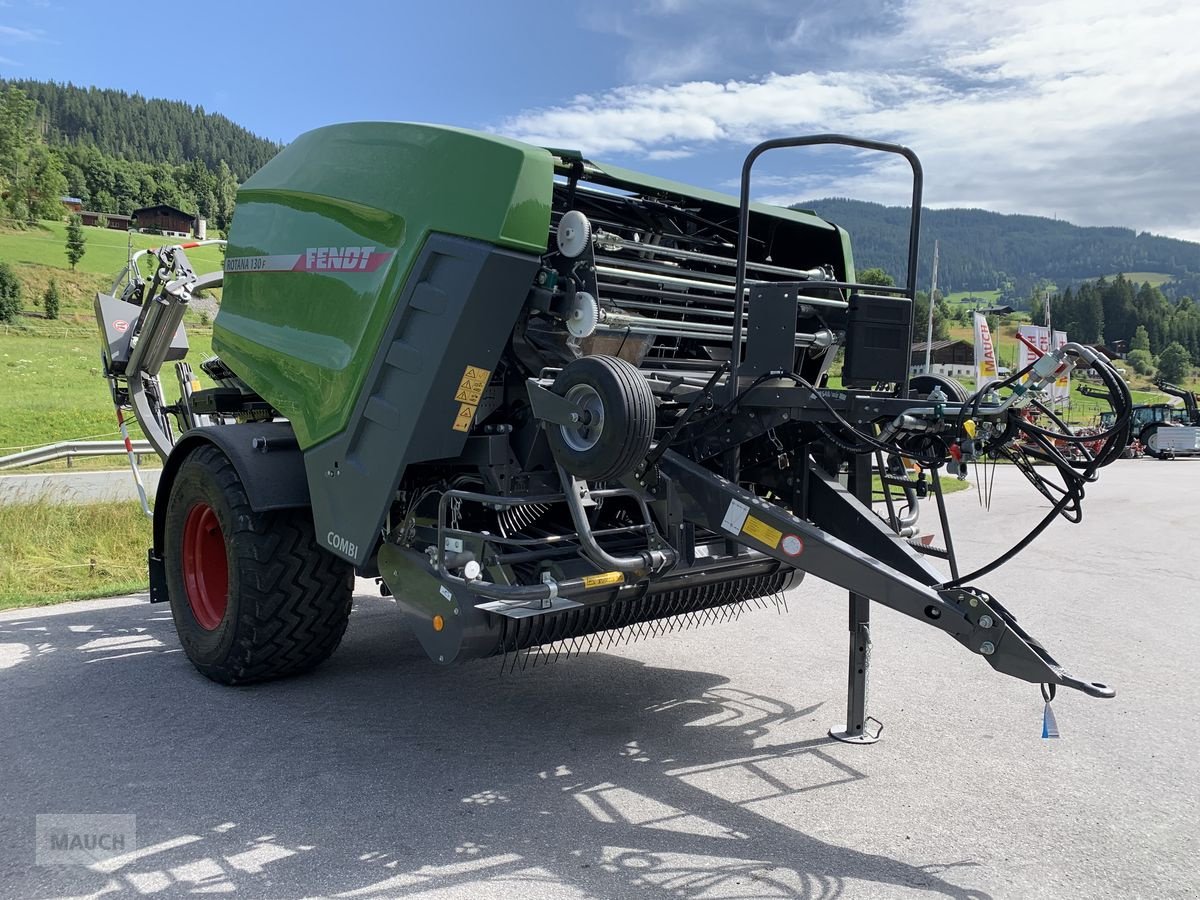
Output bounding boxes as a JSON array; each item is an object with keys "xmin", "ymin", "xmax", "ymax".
[
  {"xmin": 2, "ymin": 79, "xmax": 280, "ymax": 180},
  {"xmin": 800, "ymin": 198, "xmax": 1200, "ymax": 302}
]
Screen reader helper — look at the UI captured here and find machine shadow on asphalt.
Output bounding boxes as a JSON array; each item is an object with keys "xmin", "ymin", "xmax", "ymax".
[{"xmin": 1, "ymin": 596, "xmax": 990, "ymax": 899}]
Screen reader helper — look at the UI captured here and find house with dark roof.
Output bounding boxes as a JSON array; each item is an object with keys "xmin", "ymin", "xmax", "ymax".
[
  {"xmin": 133, "ymin": 204, "xmax": 196, "ymax": 237},
  {"xmin": 79, "ymin": 211, "xmax": 132, "ymax": 230},
  {"xmin": 910, "ymin": 339, "xmax": 974, "ymax": 377}
]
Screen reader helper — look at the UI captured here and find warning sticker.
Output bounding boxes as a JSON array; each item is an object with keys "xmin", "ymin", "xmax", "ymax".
[
  {"xmin": 721, "ymin": 499, "xmax": 750, "ymax": 535},
  {"xmin": 455, "ymin": 365, "xmax": 491, "ymax": 405},
  {"xmin": 741, "ymin": 515, "xmax": 782, "ymax": 550},
  {"xmin": 452, "ymin": 403, "xmax": 477, "ymax": 432},
  {"xmin": 582, "ymin": 571, "xmax": 625, "ymax": 589},
  {"xmin": 781, "ymin": 534, "xmax": 804, "ymax": 557}
]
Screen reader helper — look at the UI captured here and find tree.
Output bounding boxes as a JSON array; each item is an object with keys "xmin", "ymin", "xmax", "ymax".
[
  {"xmin": 43, "ymin": 278, "xmax": 60, "ymax": 320},
  {"xmin": 1125, "ymin": 349, "xmax": 1154, "ymax": 375},
  {"xmin": 858, "ymin": 267, "xmax": 895, "ymax": 287},
  {"xmin": 911, "ymin": 290, "xmax": 950, "ymax": 342},
  {"xmin": 65, "ymin": 213, "xmax": 86, "ymax": 270},
  {"xmin": 0, "ymin": 262, "xmax": 22, "ymax": 323},
  {"xmin": 24, "ymin": 143, "xmax": 68, "ymax": 220},
  {"xmin": 1131, "ymin": 325, "xmax": 1150, "ymax": 353},
  {"xmin": 1156, "ymin": 342, "xmax": 1192, "ymax": 384},
  {"xmin": 215, "ymin": 159, "xmax": 239, "ymax": 230},
  {"xmin": 1030, "ymin": 293, "xmax": 1045, "ymax": 327},
  {"xmin": 0, "ymin": 86, "xmax": 68, "ymax": 222}
]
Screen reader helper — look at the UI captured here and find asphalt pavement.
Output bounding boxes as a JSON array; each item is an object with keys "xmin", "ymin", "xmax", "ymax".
[
  {"xmin": 0, "ymin": 469, "xmax": 161, "ymax": 505},
  {"xmin": 0, "ymin": 460, "xmax": 1196, "ymax": 899}
]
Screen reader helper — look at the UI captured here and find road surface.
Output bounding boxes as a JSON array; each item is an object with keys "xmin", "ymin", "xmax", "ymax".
[
  {"xmin": 0, "ymin": 468, "xmax": 160, "ymax": 505},
  {"xmin": 0, "ymin": 460, "xmax": 1195, "ymax": 898}
]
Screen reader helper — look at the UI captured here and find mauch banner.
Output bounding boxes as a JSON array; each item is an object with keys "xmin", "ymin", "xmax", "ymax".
[
  {"xmin": 1016, "ymin": 325, "xmax": 1071, "ymax": 403},
  {"xmin": 973, "ymin": 312, "xmax": 999, "ymax": 390},
  {"xmin": 1053, "ymin": 329, "xmax": 1070, "ymax": 402}
]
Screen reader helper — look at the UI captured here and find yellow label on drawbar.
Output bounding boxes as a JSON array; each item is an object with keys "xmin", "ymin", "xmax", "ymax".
[
  {"xmin": 742, "ymin": 515, "xmax": 782, "ymax": 549},
  {"xmin": 455, "ymin": 365, "xmax": 491, "ymax": 405},
  {"xmin": 582, "ymin": 571, "xmax": 625, "ymax": 589},
  {"xmin": 452, "ymin": 403, "xmax": 477, "ymax": 432}
]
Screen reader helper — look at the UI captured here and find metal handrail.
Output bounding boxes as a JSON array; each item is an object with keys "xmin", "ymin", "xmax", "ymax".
[{"xmin": 0, "ymin": 439, "xmax": 153, "ymax": 471}]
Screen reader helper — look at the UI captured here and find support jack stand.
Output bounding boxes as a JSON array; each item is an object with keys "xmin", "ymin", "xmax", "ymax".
[{"xmin": 829, "ymin": 453, "xmax": 883, "ymax": 745}]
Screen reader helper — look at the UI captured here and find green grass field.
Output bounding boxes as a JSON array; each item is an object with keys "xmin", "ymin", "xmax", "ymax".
[
  {"xmin": 0, "ymin": 329, "xmax": 214, "ymax": 451},
  {"xmin": 944, "ymin": 289, "xmax": 1001, "ymax": 305},
  {"xmin": 0, "ymin": 220, "xmax": 222, "ymax": 336},
  {"xmin": 0, "ymin": 219, "xmax": 220, "ymax": 451},
  {"xmin": 0, "ymin": 219, "xmax": 224, "ymax": 278},
  {"xmin": 1090, "ymin": 271, "xmax": 1173, "ymax": 287},
  {"xmin": 0, "ymin": 500, "xmax": 151, "ymax": 609}
]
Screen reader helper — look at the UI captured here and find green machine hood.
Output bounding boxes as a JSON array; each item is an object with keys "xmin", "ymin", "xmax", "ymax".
[{"xmin": 216, "ymin": 122, "xmax": 555, "ymax": 448}]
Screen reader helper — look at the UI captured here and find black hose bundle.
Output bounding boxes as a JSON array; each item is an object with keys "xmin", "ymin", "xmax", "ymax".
[{"xmin": 940, "ymin": 347, "xmax": 1132, "ymax": 588}]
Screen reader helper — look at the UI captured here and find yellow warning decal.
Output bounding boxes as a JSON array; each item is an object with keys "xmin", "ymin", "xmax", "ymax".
[
  {"xmin": 582, "ymin": 571, "xmax": 625, "ymax": 589},
  {"xmin": 455, "ymin": 365, "xmax": 491, "ymax": 405},
  {"xmin": 742, "ymin": 515, "xmax": 782, "ymax": 549},
  {"xmin": 452, "ymin": 403, "xmax": 477, "ymax": 432}
]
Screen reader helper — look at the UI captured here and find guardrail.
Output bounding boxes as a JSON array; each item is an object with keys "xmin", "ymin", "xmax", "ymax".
[{"xmin": 0, "ymin": 439, "xmax": 153, "ymax": 471}]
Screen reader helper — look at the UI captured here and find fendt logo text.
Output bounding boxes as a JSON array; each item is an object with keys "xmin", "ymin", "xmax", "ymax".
[
  {"xmin": 224, "ymin": 247, "xmax": 393, "ymax": 274},
  {"xmin": 304, "ymin": 246, "xmax": 377, "ymax": 271}
]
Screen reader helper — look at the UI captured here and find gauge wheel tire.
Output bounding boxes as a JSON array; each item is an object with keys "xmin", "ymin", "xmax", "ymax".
[
  {"xmin": 909, "ymin": 373, "xmax": 968, "ymax": 403},
  {"xmin": 1139, "ymin": 423, "xmax": 1170, "ymax": 460},
  {"xmin": 546, "ymin": 355, "xmax": 655, "ymax": 482},
  {"xmin": 163, "ymin": 444, "xmax": 354, "ymax": 685}
]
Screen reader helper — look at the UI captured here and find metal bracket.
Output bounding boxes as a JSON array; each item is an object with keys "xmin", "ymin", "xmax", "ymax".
[
  {"xmin": 526, "ymin": 378, "xmax": 588, "ymax": 427},
  {"xmin": 655, "ymin": 448, "xmax": 1116, "ymax": 699}
]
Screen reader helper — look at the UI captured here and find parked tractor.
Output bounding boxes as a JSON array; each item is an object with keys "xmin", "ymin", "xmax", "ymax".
[
  {"xmin": 96, "ymin": 124, "xmax": 1131, "ymax": 738},
  {"xmin": 1085, "ymin": 379, "xmax": 1200, "ymax": 459}
]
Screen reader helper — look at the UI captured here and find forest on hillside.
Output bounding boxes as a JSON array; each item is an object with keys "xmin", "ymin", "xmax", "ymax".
[
  {"xmin": 803, "ymin": 198, "xmax": 1200, "ymax": 303},
  {"xmin": 1035, "ymin": 275, "xmax": 1200, "ymax": 366},
  {"xmin": 0, "ymin": 82, "xmax": 280, "ymax": 230},
  {"xmin": 3, "ymin": 79, "xmax": 279, "ymax": 177}
]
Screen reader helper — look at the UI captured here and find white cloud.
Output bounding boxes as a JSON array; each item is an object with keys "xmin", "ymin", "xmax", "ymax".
[
  {"xmin": 502, "ymin": 0, "xmax": 1200, "ymax": 240},
  {"xmin": 501, "ymin": 71, "xmax": 926, "ymax": 154},
  {"xmin": 0, "ymin": 23, "xmax": 38, "ymax": 40},
  {"xmin": 645, "ymin": 148, "xmax": 695, "ymax": 161}
]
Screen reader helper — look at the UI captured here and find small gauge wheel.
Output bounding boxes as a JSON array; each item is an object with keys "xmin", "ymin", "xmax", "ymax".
[{"xmin": 546, "ymin": 355, "xmax": 655, "ymax": 481}]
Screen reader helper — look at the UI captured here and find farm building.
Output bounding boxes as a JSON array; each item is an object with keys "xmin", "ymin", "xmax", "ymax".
[
  {"xmin": 61, "ymin": 196, "xmax": 82, "ymax": 213},
  {"xmin": 911, "ymin": 339, "xmax": 975, "ymax": 377},
  {"xmin": 79, "ymin": 211, "xmax": 133, "ymax": 230},
  {"xmin": 133, "ymin": 204, "xmax": 196, "ymax": 237}
]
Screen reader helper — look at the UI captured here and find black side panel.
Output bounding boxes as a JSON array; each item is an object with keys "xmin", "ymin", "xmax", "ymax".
[
  {"xmin": 743, "ymin": 282, "xmax": 799, "ymax": 376},
  {"xmin": 843, "ymin": 292, "xmax": 912, "ymax": 387},
  {"xmin": 152, "ymin": 423, "xmax": 310, "ymax": 551},
  {"xmin": 305, "ymin": 235, "xmax": 541, "ymax": 566}
]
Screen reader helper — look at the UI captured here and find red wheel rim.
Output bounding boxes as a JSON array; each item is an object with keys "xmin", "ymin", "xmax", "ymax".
[{"xmin": 182, "ymin": 502, "xmax": 228, "ymax": 630}]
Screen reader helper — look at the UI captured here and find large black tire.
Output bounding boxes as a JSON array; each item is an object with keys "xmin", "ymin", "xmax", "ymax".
[
  {"xmin": 1139, "ymin": 423, "xmax": 1171, "ymax": 460},
  {"xmin": 163, "ymin": 444, "xmax": 354, "ymax": 685},
  {"xmin": 545, "ymin": 355, "xmax": 655, "ymax": 482}
]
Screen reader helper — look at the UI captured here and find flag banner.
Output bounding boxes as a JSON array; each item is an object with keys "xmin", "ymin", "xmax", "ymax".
[
  {"xmin": 1016, "ymin": 325, "xmax": 1070, "ymax": 404},
  {"xmin": 1053, "ymin": 329, "xmax": 1070, "ymax": 403},
  {"xmin": 973, "ymin": 312, "xmax": 999, "ymax": 390}
]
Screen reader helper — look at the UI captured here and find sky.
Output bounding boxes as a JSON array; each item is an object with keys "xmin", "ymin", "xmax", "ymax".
[{"xmin": 2, "ymin": 0, "xmax": 1198, "ymax": 242}]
